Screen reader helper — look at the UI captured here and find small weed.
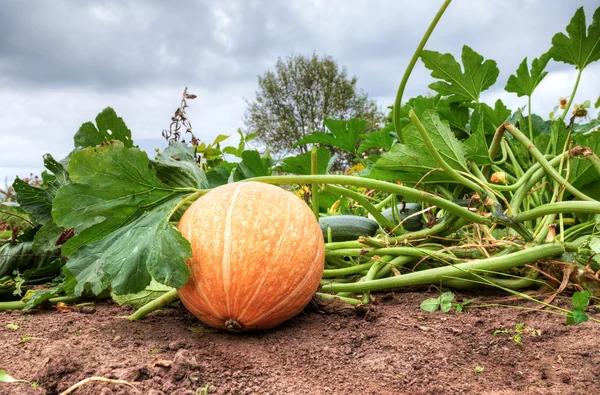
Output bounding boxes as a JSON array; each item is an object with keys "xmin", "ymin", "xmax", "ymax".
[
  {"xmin": 6, "ymin": 323, "xmax": 19, "ymax": 330},
  {"xmin": 566, "ymin": 291, "xmax": 590, "ymax": 325},
  {"xmin": 494, "ymin": 323, "xmax": 540, "ymax": 344},
  {"xmin": 420, "ymin": 291, "xmax": 473, "ymax": 313},
  {"xmin": 474, "ymin": 366, "xmax": 484, "ymax": 373}
]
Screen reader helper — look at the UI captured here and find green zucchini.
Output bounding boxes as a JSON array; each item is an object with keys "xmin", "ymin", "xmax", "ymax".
[
  {"xmin": 319, "ymin": 215, "xmax": 379, "ymax": 242},
  {"xmin": 381, "ymin": 202, "xmax": 423, "ymax": 231}
]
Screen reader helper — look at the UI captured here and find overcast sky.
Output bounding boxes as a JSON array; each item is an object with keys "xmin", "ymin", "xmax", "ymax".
[{"xmin": 1, "ymin": 0, "xmax": 599, "ymax": 184}]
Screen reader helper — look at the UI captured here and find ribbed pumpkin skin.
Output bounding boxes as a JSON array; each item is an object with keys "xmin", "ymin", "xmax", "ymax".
[{"xmin": 177, "ymin": 181, "xmax": 325, "ymax": 331}]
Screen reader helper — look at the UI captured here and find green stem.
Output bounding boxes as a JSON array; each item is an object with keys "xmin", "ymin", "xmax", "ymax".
[
  {"xmin": 168, "ymin": 190, "xmax": 208, "ymax": 219},
  {"xmin": 325, "ymin": 247, "xmax": 454, "ymax": 262},
  {"xmin": 528, "ymin": 95, "xmax": 534, "ymax": 142},
  {"xmin": 323, "ymin": 185, "xmax": 400, "ymax": 233},
  {"xmin": 311, "ymin": 147, "xmax": 320, "ymax": 219},
  {"xmin": 585, "ymin": 152, "xmax": 600, "ymax": 176},
  {"xmin": 315, "ymin": 293, "xmax": 362, "ymax": 305},
  {"xmin": 514, "ymin": 202, "xmax": 600, "ymax": 223},
  {"xmin": 319, "ymin": 243, "xmax": 565, "ymax": 293},
  {"xmin": 362, "ymin": 256, "xmax": 392, "ymax": 303},
  {"xmin": 510, "ymin": 153, "xmax": 567, "ymax": 210},
  {"xmin": 374, "ymin": 256, "xmax": 416, "ymax": 279},
  {"xmin": 248, "ymin": 175, "xmax": 492, "ymax": 225},
  {"xmin": 393, "ymin": 0, "xmax": 453, "ymax": 143},
  {"xmin": 409, "ymin": 110, "xmax": 484, "ymax": 194},
  {"xmin": 0, "ymin": 295, "xmax": 81, "ymax": 311},
  {"xmin": 504, "ymin": 139, "xmax": 525, "ymax": 179},
  {"xmin": 322, "ymin": 261, "xmax": 377, "ymax": 278},
  {"xmin": 127, "ymin": 288, "xmax": 180, "ymax": 321},
  {"xmin": 374, "ymin": 193, "xmax": 395, "ymax": 210},
  {"xmin": 560, "ymin": 69, "xmax": 583, "ymax": 120},
  {"xmin": 503, "ymin": 123, "xmax": 595, "ymax": 201}
]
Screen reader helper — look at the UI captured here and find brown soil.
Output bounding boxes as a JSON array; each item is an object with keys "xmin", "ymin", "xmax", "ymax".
[{"xmin": 1, "ymin": 290, "xmax": 599, "ymax": 395}]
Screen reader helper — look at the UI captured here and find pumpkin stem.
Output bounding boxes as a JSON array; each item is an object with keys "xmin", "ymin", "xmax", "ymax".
[{"xmin": 224, "ymin": 319, "xmax": 244, "ymax": 332}]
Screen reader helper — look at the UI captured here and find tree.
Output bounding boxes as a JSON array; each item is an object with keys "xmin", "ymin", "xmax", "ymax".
[{"xmin": 244, "ymin": 53, "xmax": 380, "ymax": 156}]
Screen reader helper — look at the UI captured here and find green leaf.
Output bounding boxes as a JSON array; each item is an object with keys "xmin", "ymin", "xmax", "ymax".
[
  {"xmin": 0, "ymin": 369, "xmax": 26, "ymax": 383},
  {"xmin": 420, "ymin": 298, "xmax": 440, "ymax": 312},
  {"xmin": 66, "ymin": 200, "xmax": 191, "ymax": 296},
  {"xmin": 12, "ymin": 178, "xmax": 53, "ymax": 224},
  {"xmin": 43, "ymin": 154, "xmax": 71, "ymax": 193},
  {"xmin": 595, "ymin": 96, "xmax": 600, "ymax": 109},
  {"xmin": 572, "ymin": 119, "xmax": 600, "ymax": 134},
  {"xmin": 567, "ymin": 310, "xmax": 589, "ymax": 325},
  {"xmin": 235, "ymin": 150, "xmax": 271, "ymax": 179},
  {"xmin": 439, "ymin": 291, "xmax": 455, "ymax": 303},
  {"xmin": 571, "ymin": 290, "xmax": 590, "ymax": 310},
  {"xmin": 12, "ymin": 153, "xmax": 71, "ymax": 226},
  {"xmin": 464, "ymin": 119, "xmax": 490, "ymax": 166},
  {"xmin": 73, "ymin": 107, "xmax": 133, "ymax": 148},
  {"xmin": 439, "ymin": 292, "xmax": 455, "ymax": 313},
  {"xmin": 568, "ymin": 132, "xmax": 600, "ymax": 190},
  {"xmin": 439, "ymin": 299, "xmax": 452, "ymax": 313},
  {"xmin": 222, "ymin": 146, "xmax": 239, "ymax": 155},
  {"xmin": 549, "ymin": 7, "xmax": 600, "ymax": 70},
  {"xmin": 32, "ymin": 220, "xmax": 64, "ymax": 253},
  {"xmin": 52, "ymin": 142, "xmax": 183, "ymax": 255},
  {"xmin": 370, "ymin": 110, "xmax": 468, "ymax": 184},
  {"xmin": 437, "ymin": 99, "xmax": 469, "ymax": 135},
  {"xmin": 0, "ymin": 242, "xmax": 58, "ymax": 278},
  {"xmin": 111, "ymin": 279, "xmax": 175, "ymax": 309},
  {"xmin": 421, "ymin": 45, "xmax": 499, "ymax": 102},
  {"xmin": 6, "ymin": 323, "xmax": 19, "ymax": 330},
  {"xmin": 281, "ymin": 147, "xmax": 330, "ymax": 175},
  {"xmin": 213, "ymin": 134, "xmax": 230, "ymax": 144},
  {"xmin": 23, "ymin": 267, "xmax": 77, "ymax": 310},
  {"xmin": 469, "ymin": 100, "xmax": 512, "ymax": 135},
  {"xmin": 205, "ymin": 163, "xmax": 237, "ymax": 188},
  {"xmin": 151, "ymin": 143, "xmax": 208, "ymax": 189},
  {"xmin": 505, "ymin": 53, "xmax": 551, "ymax": 97},
  {"xmin": 357, "ymin": 128, "xmax": 396, "ymax": 154},
  {"xmin": 295, "ymin": 118, "xmax": 366, "ymax": 154}
]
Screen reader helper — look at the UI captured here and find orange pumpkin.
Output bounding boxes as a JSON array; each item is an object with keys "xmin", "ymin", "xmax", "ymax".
[{"xmin": 177, "ymin": 181, "xmax": 325, "ymax": 331}]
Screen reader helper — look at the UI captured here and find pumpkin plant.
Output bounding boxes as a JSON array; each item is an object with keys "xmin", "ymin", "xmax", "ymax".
[{"xmin": 1, "ymin": 1, "xmax": 600, "ymax": 329}]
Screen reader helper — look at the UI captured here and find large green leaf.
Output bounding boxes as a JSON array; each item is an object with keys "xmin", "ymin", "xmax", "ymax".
[
  {"xmin": 111, "ymin": 279, "xmax": 175, "ymax": 309},
  {"xmin": 205, "ymin": 162, "xmax": 237, "ymax": 188},
  {"xmin": 0, "ymin": 241, "xmax": 58, "ymax": 278},
  {"xmin": 549, "ymin": 7, "xmax": 600, "ymax": 70},
  {"xmin": 12, "ymin": 178, "xmax": 53, "ymax": 224},
  {"xmin": 281, "ymin": 147, "xmax": 331, "ymax": 175},
  {"xmin": 66, "ymin": 201, "xmax": 191, "ymax": 295},
  {"xmin": 568, "ymin": 132, "xmax": 600, "ymax": 190},
  {"xmin": 73, "ymin": 107, "xmax": 134, "ymax": 148},
  {"xmin": 32, "ymin": 220, "xmax": 64, "ymax": 253},
  {"xmin": 42, "ymin": 154, "xmax": 71, "ymax": 195},
  {"xmin": 52, "ymin": 142, "xmax": 185, "ymax": 256},
  {"xmin": 294, "ymin": 118, "xmax": 366, "ymax": 154},
  {"xmin": 370, "ymin": 110, "xmax": 468, "ymax": 184},
  {"xmin": 421, "ymin": 46, "xmax": 499, "ymax": 102},
  {"xmin": 357, "ymin": 128, "xmax": 396, "ymax": 154},
  {"xmin": 436, "ymin": 99, "xmax": 469, "ymax": 135},
  {"xmin": 12, "ymin": 153, "xmax": 70, "ymax": 226},
  {"xmin": 464, "ymin": 118, "xmax": 490, "ymax": 166},
  {"xmin": 151, "ymin": 143, "xmax": 208, "ymax": 189},
  {"xmin": 469, "ymin": 100, "xmax": 511, "ymax": 135},
  {"xmin": 572, "ymin": 119, "xmax": 600, "ymax": 134},
  {"xmin": 505, "ymin": 53, "xmax": 551, "ymax": 97},
  {"xmin": 234, "ymin": 150, "xmax": 272, "ymax": 180}
]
